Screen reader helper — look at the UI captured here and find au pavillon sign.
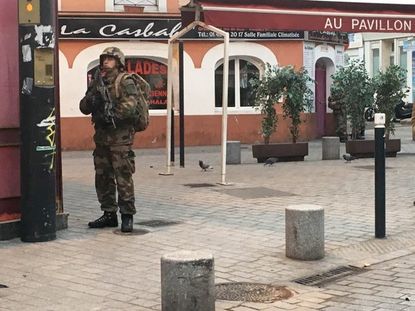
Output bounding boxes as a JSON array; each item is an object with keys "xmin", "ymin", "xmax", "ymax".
[{"xmin": 58, "ymin": 16, "xmax": 304, "ymax": 40}]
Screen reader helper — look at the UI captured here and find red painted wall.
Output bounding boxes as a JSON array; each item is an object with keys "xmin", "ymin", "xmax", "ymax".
[
  {"xmin": 0, "ymin": 0, "xmax": 20, "ymax": 221},
  {"xmin": 60, "ymin": 114, "xmax": 320, "ymax": 150}
]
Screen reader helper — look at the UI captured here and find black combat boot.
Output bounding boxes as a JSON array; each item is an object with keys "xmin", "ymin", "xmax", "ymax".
[
  {"xmin": 121, "ymin": 214, "xmax": 133, "ymax": 232},
  {"xmin": 88, "ymin": 211, "xmax": 118, "ymax": 228}
]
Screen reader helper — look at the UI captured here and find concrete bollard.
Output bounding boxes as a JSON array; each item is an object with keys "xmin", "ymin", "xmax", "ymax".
[
  {"xmin": 161, "ymin": 250, "xmax": 215, "ymax": 311},
  {"xmin": 322, "ymin": 136, "xmax": 340, "ymax": 160},
  {"xmin": 226, "ymin": 141, "xmax": 241, "ymax": 164},
  {"xmin": 285, "ymin": 204, "xmax": 324, "ymax": 260}
]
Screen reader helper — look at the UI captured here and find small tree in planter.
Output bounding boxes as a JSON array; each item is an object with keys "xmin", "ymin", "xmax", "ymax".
[
  {"xmin": 250, "ymin": 64, "xmax": 287, "ymax": 144},
  {"xmin": 250, "ymin": 64, "xmax": 313, "ymax": 162},
  {"xmin": 330, "ymin": 60, "xmax": 374, "ymax": 139},
  {"xmin": 373, "ymin": 65, "xmax": 409, "ymax": 139},
  {"xmin": 283, "ymin": 66, "xmax": 313, "ymax": 143}
]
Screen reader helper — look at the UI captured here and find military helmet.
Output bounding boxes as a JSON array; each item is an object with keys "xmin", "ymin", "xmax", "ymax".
[{"xmin": 100, "ymin": 47, "xmax": 125, "ymax": 68}]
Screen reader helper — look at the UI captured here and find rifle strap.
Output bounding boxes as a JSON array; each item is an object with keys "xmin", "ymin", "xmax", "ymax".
[{"xmin": 114, "ymin": 72, "xmax": 129, "ymax": 98}]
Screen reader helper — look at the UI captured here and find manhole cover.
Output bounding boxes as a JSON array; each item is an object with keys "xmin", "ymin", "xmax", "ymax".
[
  {"xmin": 135, "ymin": 219, "xmax": 181, "ymax": 227},
  {"xmin": 112, "ymin": 228, "xmax": 149, "ymax": 236},
  {"xmin": 293, "ymin": 265, "xmax": 366, "ymax": 287},
  {"xmin": 215, "ymin": 282, "xmax": 293, "ymax": 303},
  {"xmin": 183, "ymin": 183, "xmax": 217, "ymax": 188}
]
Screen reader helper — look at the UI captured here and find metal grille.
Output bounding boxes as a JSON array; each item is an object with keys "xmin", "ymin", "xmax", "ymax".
[
  {"xmin": 217, "ymin": 187, "xmax": 295, "ymax": 199},
  {"xmin": 114, "ymin": 0, "xmax": 158, "ymax": 11},
  {"xmin": 112, "ymin": 228, "xmax": 149, "ymax": 236},
  {"xmin": 114, "ymin": 0, "xmax": 157, "ymax": 5},
  {"xmin": 183, "ymin": 183, "xmax": 217, "ymax": 188},
  {"xmin": 293, "ymin": 266, "xmax": 366, "ymax": 287},
  {"xmin": 215, "ymin": 282, "xmax": 293, "ymax": 303},
  {"xmin": 355, "ymin": 165, "xmax": 393, "ymax": 170},
  {"xmin": 135, "ymin": 219, "xmax": 181, "ymax": 227}
]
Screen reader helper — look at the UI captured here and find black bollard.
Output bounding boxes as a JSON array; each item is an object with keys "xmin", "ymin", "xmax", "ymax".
[{"xmin": 374, "ymin": 113, "xmax": 385, "ymax": 238}]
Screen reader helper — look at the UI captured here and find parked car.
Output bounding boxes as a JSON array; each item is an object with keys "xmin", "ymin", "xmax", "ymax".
[{"xmin": 364, "ymin": 100, "xmax": 413, "ymax": 121}]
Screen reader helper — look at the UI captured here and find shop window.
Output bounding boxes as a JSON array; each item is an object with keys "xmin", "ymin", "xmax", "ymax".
[
  {"xmin": 372, "ymin": 48, "xmax": 380, "ymax": 75},
  {"xmin": 399, "ymin": 46, "xmax": 407, "ymax": 70},
  {"xmin": 87, "ymin": 57, "xmax": 167, "ymax": 110},
  {"xmin": 215, "ymin": 58, "xmax": 260, "ymax": 109}
]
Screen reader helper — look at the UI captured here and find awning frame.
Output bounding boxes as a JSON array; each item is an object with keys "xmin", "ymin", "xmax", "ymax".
[{"xmin": 162, "ymin": 18, "xmax": 231, "ymax": 185}]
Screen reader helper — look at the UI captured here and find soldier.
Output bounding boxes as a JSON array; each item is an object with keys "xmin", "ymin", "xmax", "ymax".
[
  {"xmin": 79, "ymin": 47, "xmax": 139, "ymax": 232},
  {"xmin": 328, "ymin": 95, "xmax": 347, "ymax": 142}
]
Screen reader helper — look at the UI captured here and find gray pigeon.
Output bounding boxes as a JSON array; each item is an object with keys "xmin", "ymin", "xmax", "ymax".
[
  {"xmin": 343, "ymin": 154, "xmax": 357, "ymax": 163},
  {"xmin": 264, "ymin": 157, "xmax": 279, "ymax": 166},
  {"xmin": 199, "ymin": 160, "xmax": 213, "ymax": 171}
]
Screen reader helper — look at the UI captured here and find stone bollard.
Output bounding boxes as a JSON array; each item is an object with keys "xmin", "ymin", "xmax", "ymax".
[
  {"xmin": 161, "ymin": 250, "xmax": 215, "ymax": 311},
  {"xmin": 322, "ymin": 136, "xmax": 340, "ymax": 160},
  {"xmin": 285, "ymin": 204, "xmax": 324, "ymax": 260},
  {"xmin": 226, "ymin": 141, "xmax": 241, "ymax": 164}
]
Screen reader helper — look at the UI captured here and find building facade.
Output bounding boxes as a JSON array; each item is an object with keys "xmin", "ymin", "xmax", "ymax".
[
  {"xmin": 58, "ymin": 0, "xmax": 346, "ymax": 150},
  {"xmin": 347, "ymin": 32, "xmax": 415, "ymax": 102}
]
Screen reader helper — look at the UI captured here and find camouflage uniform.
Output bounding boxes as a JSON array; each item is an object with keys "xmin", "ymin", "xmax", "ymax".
[
  {"xmin": 80, "ymin": 47, "xmax": 139, "ymax": 219},
  {"xmin": 328, "ymin": 96, "xmax": 347, "ymax": 142}
]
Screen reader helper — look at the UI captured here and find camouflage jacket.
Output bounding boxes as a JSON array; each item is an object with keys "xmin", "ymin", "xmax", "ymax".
[{"xmin": 80, "ymin": 71, "xmax": 139, "ymax": 146}]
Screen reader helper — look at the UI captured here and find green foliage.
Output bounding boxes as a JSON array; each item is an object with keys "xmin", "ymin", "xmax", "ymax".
[
  {"xmin": 251, "ymin": 64, "xmax": 313, "ymax": 143},
  {"xmin": 373, "ymin": 65, "xmax": 409, "ymax": 138},
  {"xmin": 250, "ymin": 64, "xmax": 284, "ymax": 143},
  {"xmin": 282, "ymin": 66, "xmax": 313, "ymax": 143},
  {"xmin": 330, "ymin": 60, "xmax": 375, "ymax": 140}
]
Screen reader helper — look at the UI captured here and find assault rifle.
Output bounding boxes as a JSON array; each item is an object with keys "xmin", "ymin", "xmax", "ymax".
[{"xmin": 94, "ymin": 69, "xmax": 116, "ymax": 128}]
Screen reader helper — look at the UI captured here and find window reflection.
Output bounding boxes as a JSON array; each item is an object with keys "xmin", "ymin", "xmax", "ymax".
[{"xmin": 215, "ymin": 58, "xmax": 259, "ymax": 108}]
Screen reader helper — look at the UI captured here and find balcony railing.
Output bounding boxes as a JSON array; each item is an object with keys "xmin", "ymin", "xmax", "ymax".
[{"xmin": 114, "ymin": 0, "xmax": 159, "ymax": 12}]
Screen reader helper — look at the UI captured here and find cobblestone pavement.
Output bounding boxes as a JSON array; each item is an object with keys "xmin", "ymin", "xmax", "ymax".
[{"xmin": 1, "ymin": 123, "xmax": 415, "ymax": 310}]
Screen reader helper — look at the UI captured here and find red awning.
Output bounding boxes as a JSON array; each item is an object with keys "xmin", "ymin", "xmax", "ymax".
[{"xmin": 184, "ymin": 0, "xmax": 415, "ymax": 33}]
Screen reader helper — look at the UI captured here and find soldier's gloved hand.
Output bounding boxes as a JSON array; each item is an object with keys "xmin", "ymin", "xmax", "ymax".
[{"xmin": 85, "ymin": 86, "xmax": 103, "ymax": 112}]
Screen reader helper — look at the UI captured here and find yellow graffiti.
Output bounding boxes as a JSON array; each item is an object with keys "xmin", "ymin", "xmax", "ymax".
[{"xmin": 36, "ymin": 108, "xmax": 56, "ymax": 171}]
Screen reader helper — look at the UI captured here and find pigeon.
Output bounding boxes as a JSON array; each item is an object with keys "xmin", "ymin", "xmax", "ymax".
[
  {"xmin": 199, "ymin": 160, "xmax": 213, "ymax": 171},
  {"xmin": 343, "ymin": 154, "xmax": 358, "ymax": 163},
  {"xmin": 264, "ymin": 157, "xmax": 279, "ymax": 166}
]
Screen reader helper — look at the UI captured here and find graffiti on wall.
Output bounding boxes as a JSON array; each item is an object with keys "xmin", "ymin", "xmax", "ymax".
[{"xmin": 36, "ymin": 107, "xmax": 56, "ymax": 171}]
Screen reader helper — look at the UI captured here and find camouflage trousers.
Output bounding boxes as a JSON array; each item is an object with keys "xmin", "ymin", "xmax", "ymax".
[
  {"xmin": 334, "ymin": 114, "xmax": 347, "ymax": 140},
  {"xmin": 93, "ymin": 145, "xmax": 136, "ymax": 215}
]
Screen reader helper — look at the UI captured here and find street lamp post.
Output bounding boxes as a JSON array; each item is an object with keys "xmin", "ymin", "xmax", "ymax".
[{"xmin": 374, "ymin": 113, "xmax": 386, "ymax": 238}]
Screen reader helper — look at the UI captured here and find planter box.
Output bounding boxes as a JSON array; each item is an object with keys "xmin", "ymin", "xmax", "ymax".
[
  {"xmin": 252, "ymin": 142, "xmax": 309, "ymax": 163},
  {"xmin": 345, "ymin": 139, "xmax": 401, "ymax": 158}
]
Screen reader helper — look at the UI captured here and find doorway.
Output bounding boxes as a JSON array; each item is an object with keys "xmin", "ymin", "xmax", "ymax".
[{"xmin": 314, "ymin": 57, "xmax": 335, "ymax": 137}]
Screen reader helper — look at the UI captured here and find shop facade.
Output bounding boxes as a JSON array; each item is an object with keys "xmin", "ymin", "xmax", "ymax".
[{"xmin": 58, "ymin": 12, "xmax": 346, "ymax": 150}]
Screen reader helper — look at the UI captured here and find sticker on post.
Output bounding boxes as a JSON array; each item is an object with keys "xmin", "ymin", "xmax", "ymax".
[
  {"xmin": 22, "ymin": 45, "xmax": 32, "ymax": 62},
  {"xmin": 22, "ymin": 77, "xmax": 33, "ymax": 95},
  {"xmin": 374, "ymin": 113, "xmax": 386, "ymax": 126}
]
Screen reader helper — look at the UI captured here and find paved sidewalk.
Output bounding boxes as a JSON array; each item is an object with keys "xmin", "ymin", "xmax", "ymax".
[{"xmin": 1, "ymin": 123, "xmax": 415, "ymax": 310}]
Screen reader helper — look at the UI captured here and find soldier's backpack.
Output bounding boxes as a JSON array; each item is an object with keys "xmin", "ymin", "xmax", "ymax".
[{"xmin": 115, "ymin": 72, "xmax": 150, "ymax": 132}]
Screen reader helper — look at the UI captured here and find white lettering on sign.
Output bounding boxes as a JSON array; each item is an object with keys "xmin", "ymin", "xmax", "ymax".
[
  {"xmin": 324, "ymin": 17, "xmax": 342, "ymax": 30},
  {"xmin": 99, "ymin": 22, "xmax": 182, "ymax": 38},
  {"xmin": 60, "ymin": 25, "xmax": 91, "ymax": 35},
  {"xmin": 324, "ymin": 17, "xmax": 412, "ymax": 32}
]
